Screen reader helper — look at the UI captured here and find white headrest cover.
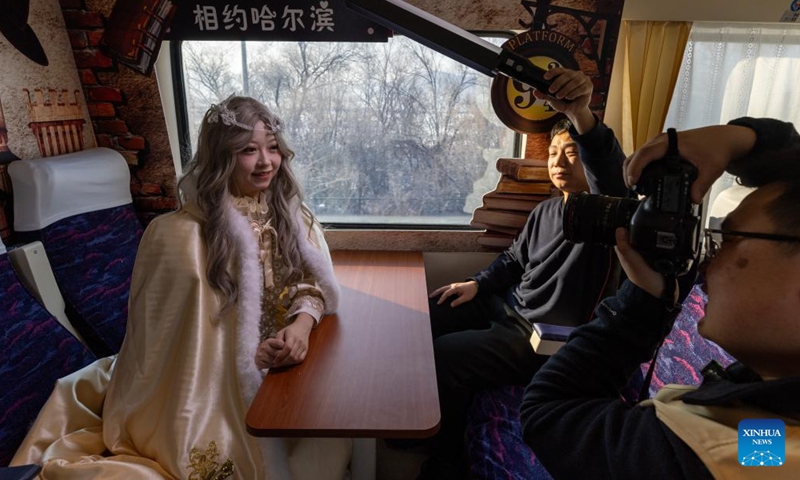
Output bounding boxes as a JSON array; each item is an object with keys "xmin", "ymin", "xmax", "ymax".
[
  {"xmin": 9, "ymin": 148, "xmax": 132, "ymax": 231},
  {"xmin": 0, "ymin": 235, "xmax": 6, "ymax": 255},
  {"xmin": 707, "ymin": 184, "xmax": 755, "ymax": 229}
]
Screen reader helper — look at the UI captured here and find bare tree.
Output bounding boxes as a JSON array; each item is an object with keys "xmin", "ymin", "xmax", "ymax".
[
  {"xmin": 181, "ymin": 37, "xmax": 510, "ymax": 219},
  {"xmin": 183, "ymin": 43, "xmax": 240, "ymax": 104}
]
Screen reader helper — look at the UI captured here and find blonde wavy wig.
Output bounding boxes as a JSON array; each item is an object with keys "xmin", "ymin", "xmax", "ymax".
[{"xmin": 179, "ymin": 96, "xmax": 315, "ymax": 312}]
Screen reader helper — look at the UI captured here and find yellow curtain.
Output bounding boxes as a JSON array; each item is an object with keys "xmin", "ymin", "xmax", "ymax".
[{"xmin": 621, "ymin": 21, "xmax": 692, "ymax": 153}]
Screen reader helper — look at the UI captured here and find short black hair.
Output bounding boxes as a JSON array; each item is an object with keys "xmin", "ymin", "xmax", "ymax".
[
  {"xmin": 742, "ymin": 146, "xmax": 800, "ymax": 254},
  {"xmin": 550, "ymin": 118, "xmax": 572, "ymax": 141},
  {"xmin": 768, "ymin": 179, "xmax": 800, "ymax": 255},
  {"xmin": 731, "ymin": 145, "xmax": 800, "ymax": 189}
]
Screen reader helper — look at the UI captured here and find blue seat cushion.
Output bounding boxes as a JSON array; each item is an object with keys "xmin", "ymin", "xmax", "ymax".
[
  {"xmin": 642, "ymin": 284, "xmax": 735, "ymax": 396},
  {"xmin": 465, "ymin": 385, "xmax": 554, "ymax": 480},
  {"xmin": 29, "ymin": 204, "xmax": 142, "ymax": 357},
  {"xmin": 466, "ymin": 370, "xmax": 646, "ymax": 480},
  {"xmin": 0, "ymin": 254, "xmax": 96, "ymax": 466}
]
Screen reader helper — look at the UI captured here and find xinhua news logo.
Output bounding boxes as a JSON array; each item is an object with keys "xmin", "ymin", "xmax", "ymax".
[{"xmin": 738, "ymin": 419, "xmax": 786, "ymax": 467}]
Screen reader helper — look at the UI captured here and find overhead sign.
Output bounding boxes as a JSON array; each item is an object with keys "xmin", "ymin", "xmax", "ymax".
[
  {"xmin": 491, "ymin": 30, "xmax": 580, "ymax": 135},
  {"xmin": 166, "ymin": 0, "xmax": 391, "ymax": 41},
  {"xmin": 489, "ymin": 0, "xmax": 625, "ymax": 142}
]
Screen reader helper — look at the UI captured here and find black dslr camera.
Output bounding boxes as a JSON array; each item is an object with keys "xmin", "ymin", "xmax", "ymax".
[{"xmin": 563, "ymin": 129, "xmax": 701, "ymax": 276}]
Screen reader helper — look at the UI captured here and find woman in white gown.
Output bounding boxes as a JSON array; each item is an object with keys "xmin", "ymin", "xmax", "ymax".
[{"xmin": 12, "ymin": 97, "xmax": 351, "ymax": 479}]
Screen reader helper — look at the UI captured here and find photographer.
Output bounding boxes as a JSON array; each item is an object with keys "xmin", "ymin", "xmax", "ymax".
[
  {"xmin": 520, "ymin": 117, "xmax": 800, "ymax": 479},
  {"xmin": 419, "ymin": 67, "xmax": 627, "ymax": 480}
]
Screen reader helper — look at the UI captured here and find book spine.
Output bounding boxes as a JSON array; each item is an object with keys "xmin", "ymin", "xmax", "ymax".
[
  {"xmin": 496, "ymin": 158, "xmax": 550, "ymax": 181},
  {"xmin": 469, "ymin": 221, "xmax": 521, "ymax": 237},
  {"xmin": 481, "ymin": 192, "xmax": 545, "ymax": 212},
  {"xmin": 472, "ymin": 207, "xmax": 528, "ymax": 229},
  {"xmin": 476, "ymin": 235, "xmax": 514, "ymax": 249},
  {"xmin": 497, "ymin": 160, "xmax": 524, "ymax": 178},
  {"xmin": 496, "ymin": 177, "xmax": 554, "ymax": 195}
]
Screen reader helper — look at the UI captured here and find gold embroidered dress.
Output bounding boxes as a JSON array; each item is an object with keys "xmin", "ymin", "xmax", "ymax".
[
  {"xmin": 11, "ymin": 190, "xmax": 350, "ymax": 479},
  {"xmin": 231, "ymin": 192, "xmax": 325, "ymax": 342}
]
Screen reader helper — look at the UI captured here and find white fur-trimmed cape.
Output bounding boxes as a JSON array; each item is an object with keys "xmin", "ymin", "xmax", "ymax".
[
  {"xmin": 180, "ymin": 175, "xmax": 340, "ymax": 474},
  {"xmin": 224, "ymin": 192, "xmax": 340, "ymax": 403},
  {"xmin": 179, "ymin": 174, "xmax": 339, "ymax": 393}
]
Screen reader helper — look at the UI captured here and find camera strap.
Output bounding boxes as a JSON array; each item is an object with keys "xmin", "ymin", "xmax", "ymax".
[
  {"xmin": 638, "ymin": 273, "xmax": 679, "ymax": 403},
  {"xmin": 660, "ymin": 273, "xmax": 678, "ymax": 310},
  {"xmin": 639, "ymin": 344, "xmax": 662, "ymax": 403},
  {"xmin": 666, "ymin": 128, "xmax": 679, "ymax": 158}
]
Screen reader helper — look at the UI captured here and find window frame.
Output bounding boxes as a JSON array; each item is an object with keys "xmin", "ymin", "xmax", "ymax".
[{"xmin": 170, "ymin": 31, "xmax": 522, "ymax": 230}]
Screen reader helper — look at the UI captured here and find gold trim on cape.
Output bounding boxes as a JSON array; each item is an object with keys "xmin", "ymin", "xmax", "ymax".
[{"xmin": 188, "ymin": 441, "xmax": 235, "ymax": 480}]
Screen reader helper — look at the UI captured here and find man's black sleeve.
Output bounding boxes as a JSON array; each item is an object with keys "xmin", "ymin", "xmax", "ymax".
[
  {"xmin": 727, "ymin": 117, "xmax": 800, "ymax": 154},
  {"xmin": 571, "ymin": 118, "xmax": 627, "ymax": 196},
  {"xmin": 469, "ymin": 212, "xmax": 531, "ymax": 295},
  {"xmin": 471, "ymin": 119, "xmax": 627, "ymax": 294},
  {"xmin": 520, "ymin": 281, "xmax": 713, "ymax": 480},
  {"xmin": 727, "ymin": 117, "xmax": 800, "ymax": 187}
]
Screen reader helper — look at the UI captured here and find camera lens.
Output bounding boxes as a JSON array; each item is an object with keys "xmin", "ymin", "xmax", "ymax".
[{"xmin": 563, "ymin": 192, "xmax": 640, "ymax": 245}]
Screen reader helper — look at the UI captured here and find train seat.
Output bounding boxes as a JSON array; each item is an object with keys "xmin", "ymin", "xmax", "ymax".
[
  {"xmin": 7, "ymin": 241, "xmax": 86, "ymax": 346},
  {"xmin": 0, "ymin": 236, "xmax": 96, "ymax": 467},
  {"xmin": 464, "ymin": 281, "xmax": 736, "ymax": 480},
  {"xmin": 463, "ymin": 183, "xmax": 751, "ymax": 480},
  {"xmin": 8, "ymin": 148, "xmax": 143, "ymax": 357}
]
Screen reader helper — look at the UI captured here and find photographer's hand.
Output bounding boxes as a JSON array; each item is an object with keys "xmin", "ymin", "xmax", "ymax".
[
  {"xmin": 614, "ymin": 228, "xmax": 677, "ymax": 303},
  {"xmin": 623, "ymin": 125, "xmax": 756, "ymax": 204},
  {"xmin": 533, "ymin": 67, "xmax": 596, "ymax": 134}
]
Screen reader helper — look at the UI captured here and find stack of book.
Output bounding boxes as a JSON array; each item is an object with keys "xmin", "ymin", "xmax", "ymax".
[{"xmin": 471, "ymin": 158, "xmax": 556, "ymax": 249}]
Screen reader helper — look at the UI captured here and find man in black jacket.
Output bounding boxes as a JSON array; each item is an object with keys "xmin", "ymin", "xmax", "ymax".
[
  {"xmin": 521, "ymin": 117, "xmax": 800, "ymax": 479},
  {"xmin": 417, "ymin": 67, "xmax": 628, "ymax": 480}
]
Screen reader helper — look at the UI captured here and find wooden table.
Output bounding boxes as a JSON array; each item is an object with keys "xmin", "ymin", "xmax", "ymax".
[{"xmin": 246, "ymin": 250, "xmax": 440, "ymax": 439}]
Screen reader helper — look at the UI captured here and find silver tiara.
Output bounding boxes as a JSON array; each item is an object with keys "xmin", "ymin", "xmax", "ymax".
[{"xmin": 207, "ymin": 100, "xmax": 284, "ymax": 133}]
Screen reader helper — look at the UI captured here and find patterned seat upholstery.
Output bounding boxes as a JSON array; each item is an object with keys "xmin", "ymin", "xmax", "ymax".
[
  {"xmin": 641, "ymin": 284, "xmax": 735, "ymax": 396},
  {"xmin": 0, "ymin": 238, "xmax": 96, "ymax": 466},
  {"xmin": 9, "ymin": 148, "xmax": 143, "ymax": 357},
  {"xmin": 465, "ymin": 283, "xmax": 736, "ymax": 480},
  {"xmin": 465, "ymin": 385, "xmax": 554, "ymax": 480}
]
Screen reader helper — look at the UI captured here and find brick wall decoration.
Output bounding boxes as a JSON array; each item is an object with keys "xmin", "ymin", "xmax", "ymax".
[
  {"xmin": 61, "ymin": 0, "xmax": 526, "ymax": 231},
  {"xmin": 0, "ymin": 0, "xmax": 97, "ymax": 241},
  {"xmin": 0, "ymin": 0, "xmax": 178, "ymax": 240},
  {"xmin": 60, "ymin": 0, "xmax": 177, "ymax": 226},
  {"xmin": 0, "ymin": 0, "xmax": 96, "ymax": 160},
  {"xmin": 23, "ymin": 88, "xmax": 88, "ymax": 156}
]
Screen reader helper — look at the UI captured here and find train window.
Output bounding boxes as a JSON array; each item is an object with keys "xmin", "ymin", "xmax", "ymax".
[
  {"xmin": 175, "ymin": 34, "xmax": 519, "ymax": 227},
  {"xmin": 664, "ymin": 22, "xmax": 800, "ymax": 210}
]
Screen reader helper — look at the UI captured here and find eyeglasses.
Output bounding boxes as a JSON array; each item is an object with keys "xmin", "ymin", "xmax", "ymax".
[{"xmin": 703, "ymin": 228, "xmax": 800, "ymax": 261}]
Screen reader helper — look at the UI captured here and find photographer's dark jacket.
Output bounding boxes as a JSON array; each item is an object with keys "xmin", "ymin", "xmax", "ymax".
[
  {"xmin": 520, "ymin": 280, "xmax": 800, "ymax": 480},
  {"xmin": 471, "ymin": 119, "xmax": 627, "ymax": 327},
  {"xmin": 519, "ymin": 117, "xmax": 800, "ymax": 480}
]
